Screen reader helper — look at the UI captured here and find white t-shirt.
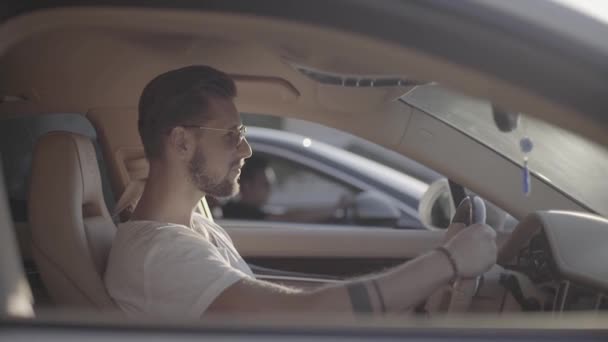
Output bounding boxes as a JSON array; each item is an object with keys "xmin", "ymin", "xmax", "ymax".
[{"xmin": 104, "ymin": 213, "xmax": 253, "ymax": 319}]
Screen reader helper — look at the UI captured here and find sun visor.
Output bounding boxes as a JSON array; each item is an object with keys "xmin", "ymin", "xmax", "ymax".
[{"xmin": 232, "ymin": 75, "xmax": 300, "ymax": 104}]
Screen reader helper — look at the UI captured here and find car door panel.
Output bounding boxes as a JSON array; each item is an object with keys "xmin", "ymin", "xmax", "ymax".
[
  {"xmin": 249, "ymin": 257, "xmax": 407, "ymax": 279},
  {"xmin": 223, "ymin": 221, "xmax": 444, "ymax": 258},
  {"xmin": 221, "ymin": 220, "xmax": 444, "ymax": 279}
]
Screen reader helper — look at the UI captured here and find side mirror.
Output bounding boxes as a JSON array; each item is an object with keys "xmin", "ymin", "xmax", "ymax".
[{"xmin": 351, "ymin": 191, "xmax": 401, "ymax": 227}]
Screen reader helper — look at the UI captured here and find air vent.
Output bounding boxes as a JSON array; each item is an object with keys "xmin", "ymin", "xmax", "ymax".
[
  {"xmin": 292, "ymin": 63, "xmax": 429, "ymax": 88},
  {"xmin": 551, "ymin": 280, "xmax": 607, "ymax": 313}
]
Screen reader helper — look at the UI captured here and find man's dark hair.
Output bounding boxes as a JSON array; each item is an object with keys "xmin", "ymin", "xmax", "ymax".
[
  {"xmin": 240, "ymin": 155, "xmax": 269, "ymax": 183},
  {"xmin": 138, "ymin": 65, "xmax": 237, "ymax": 160}
]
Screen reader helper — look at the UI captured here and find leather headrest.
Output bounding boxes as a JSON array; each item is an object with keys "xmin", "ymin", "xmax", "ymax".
[
  {"xmin": 29, "ymin": 132, "xmax": 109, "ymax": 221},
  {"xmin": 28, "ymin": 131, "xmax": 116, "ymax": 309}
]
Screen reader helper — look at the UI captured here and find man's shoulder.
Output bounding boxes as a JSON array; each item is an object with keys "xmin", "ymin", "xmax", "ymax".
[
  {"xmin": 192, "ymin": 212, "xmax": 223, "ymax": 228},
  {"xmin": 116, "ymin": 220, "xmax": 203, "ymax": 246},
  {"xmin": 111, "ymin": 219, "xmax": 221, "ymax": 266},
  {"xmin": 192, "ymin": 213, "xmax": 233, "ymax": 242}
]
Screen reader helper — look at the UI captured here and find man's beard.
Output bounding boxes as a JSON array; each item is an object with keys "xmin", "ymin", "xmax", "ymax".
[{"xmin": 188, "ymin": 146, "xmax": 239, "ymax": 198}]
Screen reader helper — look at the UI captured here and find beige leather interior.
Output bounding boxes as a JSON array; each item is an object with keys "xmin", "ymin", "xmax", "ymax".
[
  {"xmin": 28, "ymin": 132, "xmax": 116, "ymax": 309},
  {"xmin": 223, "ymin": 222, "xmax": 445, "ymax": 258},
  {"xmin": 224, "ymin": 222, "xmax": 511, "ymax": 259},
  {"xmin": 0, "ymin": 3, "xmax": 605, "ymax": 326}
]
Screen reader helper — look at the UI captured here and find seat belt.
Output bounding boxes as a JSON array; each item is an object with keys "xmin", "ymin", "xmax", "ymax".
[
  {"xmin": 112, "ymin": 158, "xmax": 148, "ymax": 222},
  {"xmin": 448, "ymin": 179, "xmax": 467, "ymax": 209},
  {"xmin": 112, "ymin": 179, "xmax": 145, "ymax": 222}
]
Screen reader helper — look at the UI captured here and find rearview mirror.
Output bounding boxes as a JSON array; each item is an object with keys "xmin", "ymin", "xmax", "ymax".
[{"xmin": 492, "ymin": 105, "xmax": 520, "ymax": 132}]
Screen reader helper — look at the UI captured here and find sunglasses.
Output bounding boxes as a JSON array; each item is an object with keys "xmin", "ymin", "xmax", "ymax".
[{"xmin": 181, "ymin": 125, "xmax": 248, "ymax": 147}]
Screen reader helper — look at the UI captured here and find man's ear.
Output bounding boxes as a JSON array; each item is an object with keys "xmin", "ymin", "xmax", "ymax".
[{"xmin": 168, "ymin": 127, "xmax": 195, "ymax": 159}]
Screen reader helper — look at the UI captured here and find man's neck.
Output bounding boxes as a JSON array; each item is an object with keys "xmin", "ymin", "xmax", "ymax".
[{"xmin": 130, "ymin": 163, "xmax": 203, "ymax": 227}]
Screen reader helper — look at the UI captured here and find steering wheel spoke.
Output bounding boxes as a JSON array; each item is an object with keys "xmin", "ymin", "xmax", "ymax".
[{"xmin": 426, "ymin": 196, "xmax": 490, "ymax": 315}]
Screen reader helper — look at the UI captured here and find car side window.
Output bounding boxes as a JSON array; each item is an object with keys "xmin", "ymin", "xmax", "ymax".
[
  {"xmin": 216, "ymin": 114, "xmax": 441, "ymax": 229},
  {"xmin": 218, "ymin": 152, "xmax": 360, "ymax": 226},
  {"xmin": 216, "ymin": 149, "xmax": 425, "ymax": 229},
  {"xmin": 264, "ymin": 153, "xmax": 357, "ymax": 220}
]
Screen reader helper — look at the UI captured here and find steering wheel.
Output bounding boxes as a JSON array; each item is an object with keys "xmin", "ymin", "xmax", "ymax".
[{"xmin": 447, "ymin": 196, "xmax": 487, "ymax": 313}]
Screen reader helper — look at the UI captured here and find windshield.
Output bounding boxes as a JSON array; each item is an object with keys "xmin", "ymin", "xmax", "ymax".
[{"xmin": 401, "ymin": 85, "xmax": 608, "ymax": 217}]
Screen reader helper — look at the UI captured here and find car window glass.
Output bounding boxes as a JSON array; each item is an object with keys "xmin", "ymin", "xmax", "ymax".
[
  {"xmin": 213, "ymin": 114, "xmax": 448, "ymax": 229},
  {"xmin": 217, "ymin": 152, "xmax": 361, "ymax": 225},
  {"xmin": 264, "ymin": 153, "xmax": 357, "ymax": 217}
]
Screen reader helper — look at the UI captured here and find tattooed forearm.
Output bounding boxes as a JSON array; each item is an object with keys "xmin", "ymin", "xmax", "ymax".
[
  {"xmin": 346, "ymin": 282, "xmax": 373, "ymax": 314},
  {"xmin": 371, "ymin": 280, "xmax": 387, "ymax": 313}
]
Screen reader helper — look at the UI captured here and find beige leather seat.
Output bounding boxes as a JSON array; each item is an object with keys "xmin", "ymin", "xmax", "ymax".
[{"xmin": 28, "ymin": 132, "xmax": 117, "ymax": 310}]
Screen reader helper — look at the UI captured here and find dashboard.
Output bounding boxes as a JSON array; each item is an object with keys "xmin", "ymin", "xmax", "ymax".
[{"xmin": 498, "ymin": 211, "xmax": 608, "ymax": 313}]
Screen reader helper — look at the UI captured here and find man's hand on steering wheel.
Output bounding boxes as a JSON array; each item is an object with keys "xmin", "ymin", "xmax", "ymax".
[
  {"xmin": 443, "ymin": 222, "xmax": 497, "ymax": 279},
  {"xmin": 442, "ymin": 196, "xmax": 497, "ymax": 279}
]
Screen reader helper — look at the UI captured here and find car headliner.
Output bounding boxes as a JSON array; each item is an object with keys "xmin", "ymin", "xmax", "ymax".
[{"xmin": 2, "ymin": 1, "xmax": 608, "ymax": 147}]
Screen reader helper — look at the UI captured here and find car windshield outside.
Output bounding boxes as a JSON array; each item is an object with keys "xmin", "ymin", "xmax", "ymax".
[{"xmin": 401, "ymin": 85, "xmax": 608, "ymax": 217}]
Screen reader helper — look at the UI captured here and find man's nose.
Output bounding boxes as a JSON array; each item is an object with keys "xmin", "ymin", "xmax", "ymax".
[{"xmin": 237, "ymin": 138, "xmax": 253, "ymax": 159}]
